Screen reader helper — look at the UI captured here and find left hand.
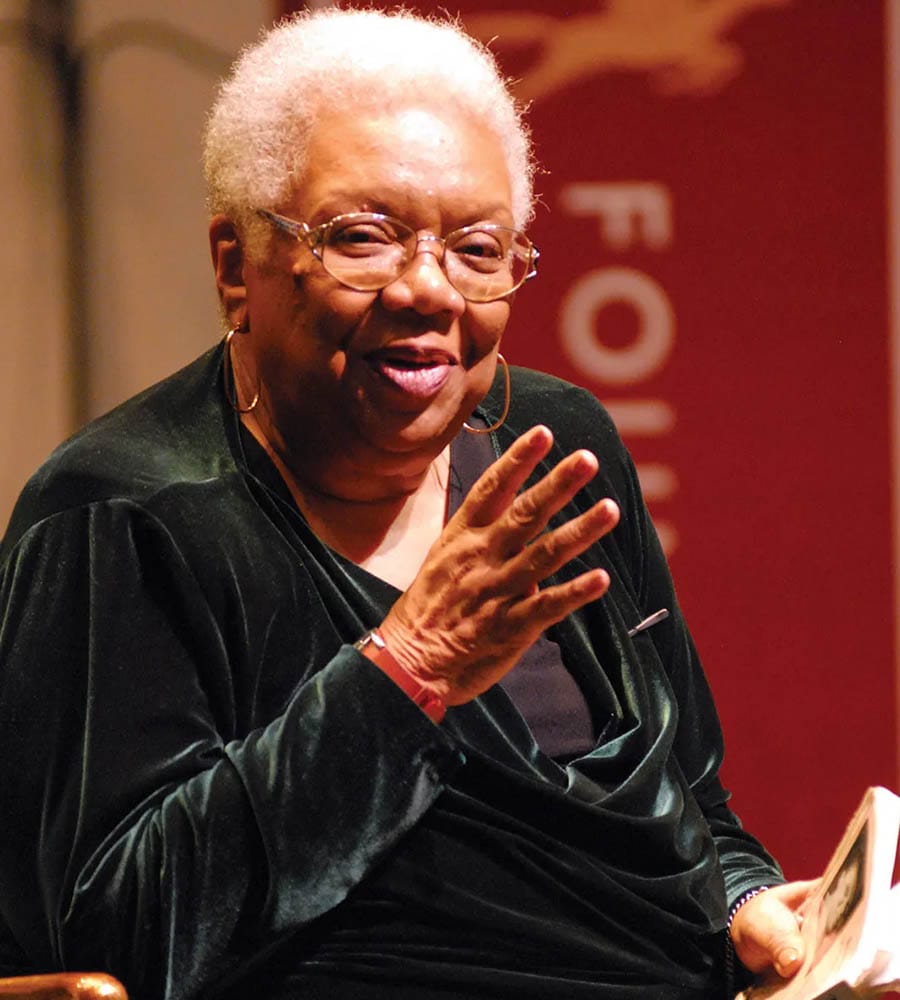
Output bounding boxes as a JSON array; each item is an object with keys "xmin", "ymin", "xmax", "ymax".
[{"xmin": 730, "ymin": 880, "xmax": 819, "ymax": 980}]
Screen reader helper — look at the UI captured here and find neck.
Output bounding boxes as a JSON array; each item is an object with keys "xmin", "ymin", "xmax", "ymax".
[
  {"xmin": 242, "ymin": 411, "xmax": 451, "ymax": 572},
  {"xmin": 244, "ymin": 410, "xmax": 447, "ymax": 501}
]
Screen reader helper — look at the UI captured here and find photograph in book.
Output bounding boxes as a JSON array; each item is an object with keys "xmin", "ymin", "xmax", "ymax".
[{"xmin": 738, "ymin": 786, "xmax": 900, "ymax": 1000}]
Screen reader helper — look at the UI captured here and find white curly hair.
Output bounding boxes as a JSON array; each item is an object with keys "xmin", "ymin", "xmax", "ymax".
[{"xmin": 202, "ymin": 6, "xmax": 535, "ymax": 256}]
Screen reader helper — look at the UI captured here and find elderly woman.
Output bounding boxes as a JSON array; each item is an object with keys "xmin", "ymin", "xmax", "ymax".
[{"xmin": 0, "ymin": 8, "xmax": 810, "ymax": 1000}]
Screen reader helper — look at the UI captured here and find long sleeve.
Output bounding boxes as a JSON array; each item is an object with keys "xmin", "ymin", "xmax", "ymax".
[
  {"xmin": 571, "ymin": 385, "xmax": 786, "ymax": 908},
  {"xmin": 485, "ymin": 372, "xmax": 785, "ymax": 915},
  {"xmin": 0, "ymin": 498, "xmax": 462, "ymax": 998}
]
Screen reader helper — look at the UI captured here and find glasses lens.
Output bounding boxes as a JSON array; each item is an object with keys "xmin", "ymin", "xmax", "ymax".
[
  {"xmin": 320, "ymin": 215, "xmax": 414, "ymax": 290},
  {"xmin": 316, "ymin": 214, "xmax": 534, "ymax": 301},
  {"xmin": 445, "ymin": 227, "xmax": 533, "ymax": 302}
]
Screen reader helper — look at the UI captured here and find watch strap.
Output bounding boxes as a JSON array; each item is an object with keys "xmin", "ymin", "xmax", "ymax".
[{"xmin": 353, "ymin": 629, "xmax": 446, "ymax": 723}]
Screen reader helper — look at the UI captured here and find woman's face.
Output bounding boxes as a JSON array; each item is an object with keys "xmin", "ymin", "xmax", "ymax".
[{"xmin": 239, "ymin": 104, "xmax": 516, "ymax": 495}]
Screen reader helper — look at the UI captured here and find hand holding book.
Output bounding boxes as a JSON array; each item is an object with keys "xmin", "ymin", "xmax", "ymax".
[
  {"xmin": 737, "ymin": 787, "xmax": 900, "ymax": 1000},
  {"xmin": 731, "ymin": 882, "xmax": 818, "ymax": 979}
]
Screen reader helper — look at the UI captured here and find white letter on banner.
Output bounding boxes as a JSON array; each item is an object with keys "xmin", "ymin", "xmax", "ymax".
[
  {"xmin": 560, "ymin": 267, "xmax": 675, "ymax": 385},
  {"xmin": 559, "ymin": 182, "xmax": 672, "ymax": 250}
]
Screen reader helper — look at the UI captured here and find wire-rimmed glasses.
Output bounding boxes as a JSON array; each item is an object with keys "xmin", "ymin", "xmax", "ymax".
[{"xmin": 257, "ymin": 208, "xmax": 539, "ymax": 303}]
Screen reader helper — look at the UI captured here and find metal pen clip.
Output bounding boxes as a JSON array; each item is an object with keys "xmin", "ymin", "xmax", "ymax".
[{"xmin": 626, "ymin": 608, "xmax": 669, "ymax": 637}]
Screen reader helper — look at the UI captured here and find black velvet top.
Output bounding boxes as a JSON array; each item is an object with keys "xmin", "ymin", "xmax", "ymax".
[{"xmin": 0, "ymin": 345, "xmax": 783, "ymax": 1000}]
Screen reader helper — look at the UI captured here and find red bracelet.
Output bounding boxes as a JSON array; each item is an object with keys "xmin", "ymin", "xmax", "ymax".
[{"xmin": 353, "ymin": 629, "xmax": 446, "ymax": 723}]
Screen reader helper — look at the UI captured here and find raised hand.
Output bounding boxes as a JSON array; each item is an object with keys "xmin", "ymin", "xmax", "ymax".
[{"xmin": 379, "ymin": 424, "xmax": 620, "ymax": 706}]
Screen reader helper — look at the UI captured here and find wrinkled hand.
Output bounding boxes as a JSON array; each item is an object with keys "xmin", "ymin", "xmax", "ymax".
[
  {"xmin": 731, "ymin": 880, "xmax": 820, "ymax": 981},
  {"xmin": 379, "ymin": 424, "xmax": 619, "ymax": 706}
]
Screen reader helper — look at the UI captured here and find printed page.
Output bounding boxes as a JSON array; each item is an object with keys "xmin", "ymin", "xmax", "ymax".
[{"xmin": 853, "ymin": 883, "xmax": 900, "ymax": 992}]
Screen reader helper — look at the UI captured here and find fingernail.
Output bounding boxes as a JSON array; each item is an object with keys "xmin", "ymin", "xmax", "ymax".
[
  {"xmin": 571, "ymin": 450, "xmax": 596, "ymax": 473},
  {"xmin": 776, "ymin": 948, "xmax": 799, "ymax": 973}
]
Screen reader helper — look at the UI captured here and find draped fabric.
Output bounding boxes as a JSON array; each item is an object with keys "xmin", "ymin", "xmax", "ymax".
[{"xmin": 0, "ymin": 344, "xmax": 782, "ymax": 999}]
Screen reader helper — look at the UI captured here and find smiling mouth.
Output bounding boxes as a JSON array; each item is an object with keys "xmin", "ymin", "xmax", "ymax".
[{"xmin": 366, "ymin": 351, "xmax": 456, "ymax": 398}]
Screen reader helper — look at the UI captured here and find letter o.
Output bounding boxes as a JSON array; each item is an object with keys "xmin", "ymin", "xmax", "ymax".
[{"xmin": 560, "ymin": 267, "xmax": 675, "ymax": 384}]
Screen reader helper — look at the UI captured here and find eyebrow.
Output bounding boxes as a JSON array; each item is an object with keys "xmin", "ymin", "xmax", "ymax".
[{"xmin": 309, "ymin": 200, "xmax": 516, "ymax": 231}]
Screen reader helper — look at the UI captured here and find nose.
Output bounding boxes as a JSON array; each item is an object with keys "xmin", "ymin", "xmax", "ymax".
[{"xmin": 379, "ymin": 236, "xmax": 466, "ymax": 318}]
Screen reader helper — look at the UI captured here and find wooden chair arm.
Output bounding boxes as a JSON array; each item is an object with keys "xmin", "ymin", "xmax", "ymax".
[{"xmin": 0, "ymin": 973, "xmax": 126, "ymax": 1000}]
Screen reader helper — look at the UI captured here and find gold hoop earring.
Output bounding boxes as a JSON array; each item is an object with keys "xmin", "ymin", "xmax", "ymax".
[
  {"xmin": 464, "ymin": 353, "xmax": 510, "ymax": 434},
  {"xmin": 223, "ymin": 326, "xmax": 260, "ymax": 414}
]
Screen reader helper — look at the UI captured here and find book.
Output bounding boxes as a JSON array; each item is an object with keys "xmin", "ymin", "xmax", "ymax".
[{"xmin": 737, "ymin": 786, "xmax": 900, "ymax": 1000}]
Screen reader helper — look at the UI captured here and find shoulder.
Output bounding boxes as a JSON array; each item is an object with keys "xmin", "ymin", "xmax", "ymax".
[
  {"xmin": 2, "ymin": 346, "xmax": 233, "ymax": 554},
  {"xmin": 489, "ymin": 364, "xmax": 625, "ymax": 460},
  {"xmin": 483, "ymin": 365, "xmax": 643, "ymax": 530}
]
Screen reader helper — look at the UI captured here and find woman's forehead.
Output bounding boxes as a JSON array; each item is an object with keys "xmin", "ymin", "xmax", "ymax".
[{"xmin": 291, "ymin": 105, "xmax": 513, "ymax": 222}]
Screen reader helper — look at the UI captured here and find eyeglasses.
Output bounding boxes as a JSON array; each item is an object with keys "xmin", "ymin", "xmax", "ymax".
[{"xmin": 257, "ymin": 208, "xmax": 539, "ymax": 303}]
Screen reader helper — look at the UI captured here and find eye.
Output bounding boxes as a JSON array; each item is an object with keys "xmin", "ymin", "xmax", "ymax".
[
  {"xmin": 450, "ymin": 230, "xmax": 508, "ymax": 272},
  {"xmin": 328, "ymin": 218, "xmax": 402, "ymax": 255}
]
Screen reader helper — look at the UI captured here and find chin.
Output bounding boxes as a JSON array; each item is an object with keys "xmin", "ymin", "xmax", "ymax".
[{"xmin": 357, "ymin": 400, "xmax": 466, "ymax": 461}]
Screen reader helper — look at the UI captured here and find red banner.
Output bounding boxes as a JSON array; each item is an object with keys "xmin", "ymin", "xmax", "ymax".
[{"xmin": 281, "ymin": 0, "xmax": 897, "ymax": 880}]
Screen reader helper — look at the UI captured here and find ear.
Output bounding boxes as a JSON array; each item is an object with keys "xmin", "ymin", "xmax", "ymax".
[{"xmin": 209, "ymin": 214, "xmax": 247, "ymax": 328}]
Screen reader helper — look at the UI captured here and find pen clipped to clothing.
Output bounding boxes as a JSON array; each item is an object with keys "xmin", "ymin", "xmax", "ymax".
[{"xmin": 627, "ymin": 608, "xmax": 669, "ymax": 637}]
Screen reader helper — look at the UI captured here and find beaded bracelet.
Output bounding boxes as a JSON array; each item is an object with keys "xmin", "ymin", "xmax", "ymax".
[{"xmin": 727, "ymin": 886, "xmax": 771, "ymax": 935}]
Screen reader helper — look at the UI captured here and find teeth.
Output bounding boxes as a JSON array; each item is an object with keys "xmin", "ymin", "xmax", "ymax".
[{"xmin": 383, "ymin": 358, "xmax": 437, "ymax": 369}]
